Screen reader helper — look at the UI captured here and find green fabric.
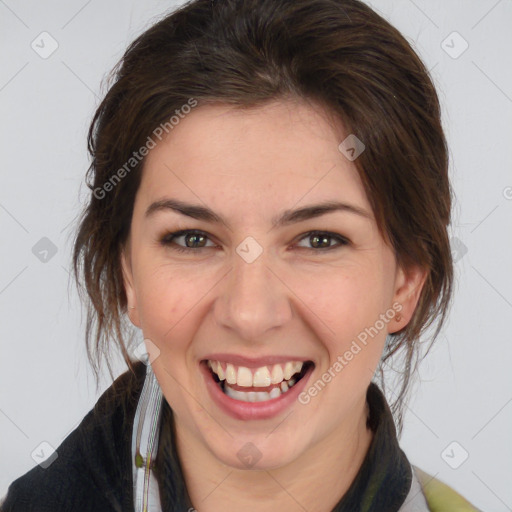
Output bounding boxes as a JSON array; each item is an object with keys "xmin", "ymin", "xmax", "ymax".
[{"xmin": 414, "ymin": 466, "xmax": 480, "ymax": 511}]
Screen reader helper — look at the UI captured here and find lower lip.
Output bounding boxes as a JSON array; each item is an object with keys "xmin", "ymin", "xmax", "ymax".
[{"xmin": 200, "ymin": 361, "xmax": 314, "ymax": 421}]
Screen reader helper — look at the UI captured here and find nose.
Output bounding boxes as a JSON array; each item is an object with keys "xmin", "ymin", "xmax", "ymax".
[{"xmin": 213, "ymin": 247, "xmax": 293, "ymax": 343}]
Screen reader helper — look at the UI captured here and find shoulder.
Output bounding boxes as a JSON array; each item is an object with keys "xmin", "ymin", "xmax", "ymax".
[
  {"xmin": 412, "ymin": 465, "xmax": 482, "ymax": 512},
  {"xmin": 1, "ymin": 361, "xmax": 147, "ymax": 512}
]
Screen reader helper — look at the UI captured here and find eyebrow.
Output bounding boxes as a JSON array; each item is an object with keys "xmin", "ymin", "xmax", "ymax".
[{"xmin": 145, "ymin": 198, "xmax": 372, "ymax": 229}]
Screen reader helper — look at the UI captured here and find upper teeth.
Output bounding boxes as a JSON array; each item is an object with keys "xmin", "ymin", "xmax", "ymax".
[{"xmin": 207, "ymin": 360, "xmax": 304, "ymax": 387}]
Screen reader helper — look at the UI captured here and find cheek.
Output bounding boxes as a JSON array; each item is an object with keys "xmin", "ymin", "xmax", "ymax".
[
  {"xmin": 135, "ymin": 265, "xmax": 204, "ymax": 407},
  {"xmin": 299, "ymin": 262, "xmax": 387, "ymax": 333},
  {"xmin": 292, "ymin": 261, "xmax": 390, "ymax": 378},
  {"xmin": 135, "ymin": 262, "xmax": 201, "ymax": 347}
]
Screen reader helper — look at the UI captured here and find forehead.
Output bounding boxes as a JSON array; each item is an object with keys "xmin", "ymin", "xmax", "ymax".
[{"xmin": 137, "ymin": 100, "xmax": 370, "ymax": 221}]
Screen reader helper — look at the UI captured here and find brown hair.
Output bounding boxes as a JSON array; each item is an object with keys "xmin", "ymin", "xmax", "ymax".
[{"xmin": 72, "ymin": 0, "xmax": 453, "ymax": 433}]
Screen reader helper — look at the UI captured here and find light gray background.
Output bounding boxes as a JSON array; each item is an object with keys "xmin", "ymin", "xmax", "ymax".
[{"xmin": 1, "ymin": 0, "xmax": 511, "ymax": 509}]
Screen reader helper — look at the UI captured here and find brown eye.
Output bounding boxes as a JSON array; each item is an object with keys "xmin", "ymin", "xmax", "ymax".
[
  {"xmin": 296, "ymin": 231, "xmax": 349, "ymax": 251},
  {"xmin": 160, "ymin": 230, "xmax": 215, "ymax": 252}
]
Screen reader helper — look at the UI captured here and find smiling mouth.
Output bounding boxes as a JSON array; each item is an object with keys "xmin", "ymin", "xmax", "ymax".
[{"xmin": 202, "ymin": 359, "xmax": 315, "ymax": 402}]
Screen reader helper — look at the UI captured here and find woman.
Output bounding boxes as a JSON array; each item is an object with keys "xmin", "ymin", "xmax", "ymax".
[{"xmin": 1, "ymin": 0, "xmax": 480, "ymax": 510}]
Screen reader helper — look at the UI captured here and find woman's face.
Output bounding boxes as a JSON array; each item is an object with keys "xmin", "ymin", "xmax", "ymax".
[{"xmin": 122, "ymin": 99, "xmax": 425, "ymax": 470}]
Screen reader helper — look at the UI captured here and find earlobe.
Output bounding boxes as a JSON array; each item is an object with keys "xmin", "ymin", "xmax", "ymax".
[{"xmin": 389, "ymin": 264, "xmax": 428, "ymax": 333}]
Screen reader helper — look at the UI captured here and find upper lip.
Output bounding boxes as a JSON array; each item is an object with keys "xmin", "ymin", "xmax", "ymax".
[{"xmin": 201, "ymin": 353, "xmax": 313, "ymax": 368}]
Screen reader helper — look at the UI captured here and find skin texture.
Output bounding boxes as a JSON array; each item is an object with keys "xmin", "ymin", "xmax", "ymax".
[{"xmin": 121, "ymin": 99, "xmax": 427, "ymax": 511}]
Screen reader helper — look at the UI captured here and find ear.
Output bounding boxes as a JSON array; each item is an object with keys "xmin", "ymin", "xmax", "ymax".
[
  {"xmin": 388, "ymin": 263, "xmax": 428, "ymax": 334},
  {"xmin": 121, "ymin": 244, "xmax": 141, "ymax": 328}
]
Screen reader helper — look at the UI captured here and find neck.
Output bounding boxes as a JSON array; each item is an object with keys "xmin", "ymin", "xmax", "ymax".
[{"xmin": 174, "ymin": 397, "xmax": 373, "ymax": 512}]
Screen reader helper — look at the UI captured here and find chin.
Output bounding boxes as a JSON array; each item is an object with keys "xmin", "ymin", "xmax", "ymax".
[{"xmin": 203, "ymin": 429, "xmax": 308, "ymax": 471}]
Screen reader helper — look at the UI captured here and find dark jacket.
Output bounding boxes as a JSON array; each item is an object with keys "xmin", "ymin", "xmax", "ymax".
[{"xmin": 1, "ymin": 361, "xmax": 478, "ymax": 511}]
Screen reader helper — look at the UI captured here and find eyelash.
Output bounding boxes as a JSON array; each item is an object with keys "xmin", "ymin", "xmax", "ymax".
[{"xmin": 159, "ymin": 229, "xmax": 349, "ymax": 254}]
